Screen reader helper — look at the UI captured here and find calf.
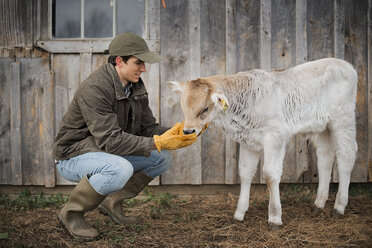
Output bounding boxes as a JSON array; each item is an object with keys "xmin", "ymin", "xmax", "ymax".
[{"xmin": 168, "ymin": 58, "xmax": 358, "ymax": 228}]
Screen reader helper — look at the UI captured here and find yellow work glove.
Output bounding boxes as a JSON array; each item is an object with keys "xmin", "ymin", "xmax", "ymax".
[{"xmin": 153, "ymin": 122, "xmax": 197, "ymax": 152}]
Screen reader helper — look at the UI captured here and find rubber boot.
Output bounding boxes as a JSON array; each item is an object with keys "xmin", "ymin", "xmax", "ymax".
[
  {"xmin": 98, "ymin": 171, "xmax": 153, "ymax": 224},
  {"xmin": 58, "ymin": 176, "xmax": 106, "ymax": 240}
]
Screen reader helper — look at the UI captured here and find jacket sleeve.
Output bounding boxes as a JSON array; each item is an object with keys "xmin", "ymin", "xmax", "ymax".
[
  {"xmin": 139, "ymin": 97, "xmax": 169, "ymax": 136},
  {"xmin": 78, "ymin": 84, "xmax": 154, "ymax": 157}
]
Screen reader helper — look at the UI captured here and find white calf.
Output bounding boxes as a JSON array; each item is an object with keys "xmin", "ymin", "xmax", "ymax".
[{"xmin": 168, "ymin": 58, "xmax": 358, "ymax": 228}]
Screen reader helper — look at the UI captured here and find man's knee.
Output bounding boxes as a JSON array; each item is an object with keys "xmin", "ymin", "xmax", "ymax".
[
  {"xmin": 143, "ymin": 150, "xmax": 172, "ymax": 178},
  {"xmin": 157, "ymin": 150, "xmax": 172, "ymax": 173},
  {"xmin": 102, "ymin": 157, "xmax": 133, "ymax": 193}
]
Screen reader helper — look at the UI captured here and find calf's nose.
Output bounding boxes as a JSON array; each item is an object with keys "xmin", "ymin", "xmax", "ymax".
[{"xmin": 183, "ymin": 129, "xmax": 196, "ymax": 135}]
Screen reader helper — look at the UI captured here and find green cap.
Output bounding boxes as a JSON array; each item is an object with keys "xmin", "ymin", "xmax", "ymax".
[{"xmin": 106, "ymin": 32, "xmax": 161, "ymax": 64}]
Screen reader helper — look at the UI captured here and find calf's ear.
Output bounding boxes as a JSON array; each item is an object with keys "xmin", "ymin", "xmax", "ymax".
[
  {"xmin": 211, "ymin": 92, "xmax": 229, "ymax": 112},
  {"xmin": 167, "ymin": 81, "xmax": 186, "ymax": 95}
]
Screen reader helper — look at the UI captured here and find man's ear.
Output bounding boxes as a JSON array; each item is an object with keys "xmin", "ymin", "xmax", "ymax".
[
  {"xmin": 211, "ymin": 92, "xmax": 229, "ymax": 112},
  {"xmin": 115, "ymin": 56, "xmax": 123, "ymax": 67},
  {"xmin": 167, "ymin": 81, "xmax": 186, "ymax": 95}
]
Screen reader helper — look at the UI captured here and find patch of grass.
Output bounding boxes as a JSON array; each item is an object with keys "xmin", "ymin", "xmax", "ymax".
[
  {"xmin": 171, "ymin": 210, "xmax": 204, "ymax": 223},
  {"xmin": 348, "ymin": 183, "xmax": 372, "ymax": 197},
  {"xmin": 142, "ymin": 187, "xmax": 156, "ymax": 202},
  {"xmin": 329, "ymin": 183, "xmax": 372, "ymax": 198},
  {"xmin": 109, "ymin": 234, "xmax": 124, "ymax": 245},
  {"xmin": 126, "ymin": 236, "xmax": 136, "ymax": 243},
  {"xmin": 123, "ymin": 198, "xmax": 138, "ymax": 207},
  {"xmin": 142, "ymin": 187, "xmax": 178, "ymax": 207},
  {"xmin": 186, "ymin": 210, "xmax": 203, "ymax": 222},
  {"xmin": 0, "ymin": 232, "xmax": 8, "ymax": 240},
  {"xmin": 129, "ymin": 223, "xmax": 149, "ymax": 233},
  {"xmin": 0, "ymin": 189, "xmax": 67, "ymax": 210},
  {"xmin": 280, "ymin": 184, "xmax": 317, "ymax": 204},
  {"xmin": 279, "ymin": 183, "xmax": 372, "ymax": 204},
  {"xmin": 141, "ymin": 188, "xmax": 179, "ymax": 219}
]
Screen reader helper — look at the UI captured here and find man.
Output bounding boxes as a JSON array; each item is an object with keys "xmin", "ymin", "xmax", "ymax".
[{"xmin": 53, "ymin": 32, "xmax": 198, "ymax": 240}]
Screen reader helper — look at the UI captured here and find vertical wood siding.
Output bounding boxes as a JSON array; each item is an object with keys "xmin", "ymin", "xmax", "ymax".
[
  {"xmin": 0, "ymin": 0, "xmax": 371, "ymax": 186},
  {"xmin": 344, "ymin": 0, "xmax": 369, "ymax": 182}
]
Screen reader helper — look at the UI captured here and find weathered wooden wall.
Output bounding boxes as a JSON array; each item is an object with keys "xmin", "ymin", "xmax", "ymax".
[{"xmin": 0, "ymin": 0, "xmax": 371, "ymax": 187}]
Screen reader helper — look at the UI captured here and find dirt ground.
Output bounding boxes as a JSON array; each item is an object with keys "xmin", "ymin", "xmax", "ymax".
[{"xmin": 0, "ymin": 184, "xmax": 371, "ymax": 248}]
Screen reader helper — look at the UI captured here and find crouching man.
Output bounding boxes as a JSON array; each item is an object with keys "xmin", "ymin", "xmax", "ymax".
[{"xmin": 53, "ymin": 32, "xmax": 198, "ymax": 240}]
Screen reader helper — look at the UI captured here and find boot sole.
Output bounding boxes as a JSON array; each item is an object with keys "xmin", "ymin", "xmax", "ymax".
[
  {"xmin": 58, "ymin": 213, "xmax": 99, "ymax": 241},
  {"xmin": 98, "ymin": 205, "xmax": 142, "ymax": 225},
  {"xmin": 97, "ymin": 205, "xmax": 122, "ymax": 224}
]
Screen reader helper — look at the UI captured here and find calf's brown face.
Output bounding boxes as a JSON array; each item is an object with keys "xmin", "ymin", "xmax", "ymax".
[{"xmin": 168, "ymin": 78, "xmax": 229, "ymax": 135}]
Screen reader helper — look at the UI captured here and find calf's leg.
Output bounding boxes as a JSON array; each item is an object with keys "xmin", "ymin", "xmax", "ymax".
[
  {"xmin": 312, "ymin": 130, "xmax": 335, "ymax": 210},
  {"xmin": 263, "ymin": 137, "xmax": 286, "ymax": 227},
  {"xmin": 234, "ymin": 145, "xmax": 260, "ymax": 221},
  {"xmin": 263, "ymin": 136, "xmax": 287, "ymax": 227},
  {"xmin": 331, "ymin": 119, "xmax": 357, "ymax": 215}
]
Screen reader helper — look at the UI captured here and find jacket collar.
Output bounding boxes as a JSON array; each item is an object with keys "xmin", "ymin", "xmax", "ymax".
[{"xmin": 107, "ymin": 64, "xmax": 147, "ymax": 100}]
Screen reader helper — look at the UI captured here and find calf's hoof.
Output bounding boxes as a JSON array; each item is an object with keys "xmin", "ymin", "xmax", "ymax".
[
  {"xmin": 311, "ymin": 205, "xmax": 323, "ymax": 217},
  {"xmin": 268, "ymin": 223, "xmax": 282, "ymax": 231},
  {"xmin": 332, "ymin": 209, "xmax": 344, "ymax": 218},
  {"xmin": 233, "ymin": 212, "xmax": 245, "ymax": 222}
]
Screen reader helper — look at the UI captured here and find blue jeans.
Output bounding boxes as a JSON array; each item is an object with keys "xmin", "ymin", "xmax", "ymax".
[{"xmin": 56, "ymin": 150, "xmax": 172, "ymax": 195}]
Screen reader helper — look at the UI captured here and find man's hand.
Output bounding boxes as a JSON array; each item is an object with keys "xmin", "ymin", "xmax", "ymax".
[{"xmin": 153, "ymin": 122, "xmax": 197, "ymax": 152}]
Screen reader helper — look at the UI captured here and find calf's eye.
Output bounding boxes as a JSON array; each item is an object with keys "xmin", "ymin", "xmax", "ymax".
[{"xmin": 201, "ymin": 107, "xmax": 209, "ymax": 114}]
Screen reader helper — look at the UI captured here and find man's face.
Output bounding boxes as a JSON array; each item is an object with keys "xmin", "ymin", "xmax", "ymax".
[{"xmin": 116, "ymin": 56, "xmax": 146, "ymax": 84}]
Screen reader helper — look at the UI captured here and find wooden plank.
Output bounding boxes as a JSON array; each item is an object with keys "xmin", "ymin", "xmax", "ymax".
[
  {"xmin": 42, "ymin": 70, "xmax": 55, "ymax": 187},
  {"xmin": 52, "ymin": 54, "xmax": 81, "ymax": 185},
  {"xmin": 39, "ymin": 0, "xmax": 49, "ymax": 40},
  {"xmin": 1, "ymin": 0, "xmax": 29, "ymax": 47},
  {"xmin": 10, "ymin": 62, "xmax": 22, "ymax": 185},
  {"xmin": 80, "ymin": 52, "xmax": 92, "ymax": 82},
  {"xmin": 200, "ymin": 0, "xmax": 226, "ymax": 184},
  {"xmin": 189, "ymin": 0, "xmax": 201, "ymax": 79},
  {"xmin": 91, "ymin": 54, "xmax": 109, "ymax": 69},
  {"xmin": 143, "ymin": 0, "xmax": 161, "ymax": 121},
  {"xmin": 307, "ymin": 0, "xmax": 334, "ymax": 59},
  {"xmin": 306, "ymin": 0, "xmax": 334, "ymax": 183},
  {"xmin": 225, "ymin": 0, "xmax": 238, "ymax": 185},
  {"xmin": 236, "ymin": 0, "xmax": 261, "ymax": 72},
  {"xmin": 187, "ymin": 0, "xmax": 202, "ymax": 185},
  {"xmin": 260, "ymin": 0, "xmax": 271, "ymax": 70},
  {"xmin": 142, "ymin": 42, "xmax": 161, "ymax": 123},
  {"xmin": 146, "ymin": 0, "xmax": 160, "ymax": 40},
  {"xmin": 368, "ymin": 0, "xmax": 372, "ymax": 182},
  {"xmin": 259, "ymin": 0, "xmax": 271, "ymax": 184},
  {"xmin": 344, "ymin": 0, "xmax": 369, "ymax": 182},
  {"xmin": 36, "ymin": 40, "xmax": 111, "ymax": 53},
  {"xmin": 20, "ymin": 58, "xmax": 47, "ymax": 185},
  {"xmin": 226, "ymin": 0, "xmax": 236, "ymax": 75},
  {"xmin": 0, "ymin": 0, "xmax": 17, "ymax": 47},
  {"xmin": 296, "ymin": 0, "xmax": 308, "ymax": 65},
  {"xmin": 22, "ymin": 0, "xmax": 34, "ymax": 46},
  {"xmin": 235, "ymin": 0, "xmax": 261, "ymax": 183},
  {"xmin": 329, "ymin": 0, "xmax": 346, "ymax": 182},
  {"xmin": 53, "ymin": 54, "xmax": 81, "ymax": 126},
  {"xmin": 146, "ymin": 0, "xmax": 161, "ymax": 186},
  {"xmin": 334, "ymin": 0, "xmax": 345, "ymax": 59},
  {"xmin": 160, "ymin": 0, "xmax": 195, "ymax": 185},
  {"xmin": 271, "ymin": 0, "xmax": 296, "ymax": 68},
  {"xmin": 32, "ymin": 0, "xmax": 41, "ymax": 43},
  {"xmin": 0, "ymin": 60, "xmax": 12, "ymax": 184},
  {"xmin": 271, "ymin": 0, "xmax": 297, "ymax": 183},
  {"xmin": 295, "ymin": 0, "xmax": 310, "ymax": 183},
  {"xmin": 38, "ymin": 39, "xmax": 157, "ymax": 54}
]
